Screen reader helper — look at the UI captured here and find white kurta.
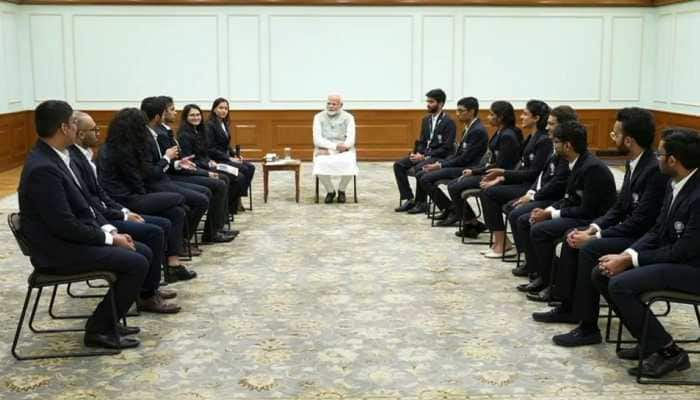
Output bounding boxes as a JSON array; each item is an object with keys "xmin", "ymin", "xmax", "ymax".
[{"xmin": 312, "ymin": 110, "xmax": 359, "ymax": 176}]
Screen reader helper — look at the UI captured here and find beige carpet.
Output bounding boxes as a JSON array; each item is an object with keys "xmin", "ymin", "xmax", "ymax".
[{"xmin": 0, "ymin": 162, "xmax": 697, "ymax": 399}]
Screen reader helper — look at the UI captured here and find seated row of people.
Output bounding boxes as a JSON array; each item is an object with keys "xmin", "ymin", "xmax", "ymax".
[
  {"xmin": 17, "ymin": 97, "xmax": 255, "ymax": 350},
  {"xmin": 395, "ymin": 90, "xmax": 700, "ymax": 380}
]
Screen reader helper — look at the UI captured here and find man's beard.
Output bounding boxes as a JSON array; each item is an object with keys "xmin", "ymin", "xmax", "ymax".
[
  {"xmin": 617, "ymin": 142, "xmax": 630, "ymax": 156},
  {"xmin": 326, "ymin": 110, "xmax": 339, "ymax": 117}
]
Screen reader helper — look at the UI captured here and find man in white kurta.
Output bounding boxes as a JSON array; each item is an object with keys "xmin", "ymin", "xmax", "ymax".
[{"xmin": 312, "ymin": 95, "xmax": 359, "ymax": 203}]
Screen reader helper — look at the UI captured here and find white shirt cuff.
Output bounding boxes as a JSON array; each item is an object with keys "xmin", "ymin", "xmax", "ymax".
[
  {"xmin": 546, "ymin": 206, "xmax": 560, "ymax": 219},
  {"xmin": 624, "ymin": 249, "xmax": 640, "ymax": 267},
  {"xmin": 174, "ymin": 160, "xmax": 182, "ymax": 170},
  {"xmin": 101, "ymin": 224, "xmax": 117, "ymax": 234},
  {"xmin": 526, "ymin": 190, "xmax": 536, "ymax": 200},
  {"xmin": 591, "ymin": 223, "xmax": 602, "ymax": 239},
  {"xmin": 104, "ymin": 232, "xmax": 114, "ymax": 245},
  {"xmin": 122, "ymin": 208, "xmax": 129, "ymax": 221}
]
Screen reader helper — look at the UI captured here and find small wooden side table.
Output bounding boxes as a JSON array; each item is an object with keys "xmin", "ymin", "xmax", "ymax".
[{"xmin": 263, "ymin": 160, "xmax": 302, "ymax": 203}]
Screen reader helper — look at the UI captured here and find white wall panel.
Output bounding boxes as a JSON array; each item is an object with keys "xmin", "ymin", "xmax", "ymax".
[
  {"xmin": 422, "ymin": 16, "xmax": 454, "ymax": 101},
  {"xmin": 671, "ymin": 11, "xmax": 700, "ymax": 107},
  {"xmin": 72, "ymin": 14, "xmax": 219, "ymax": 103},
  {"xmin": 228, "ymin": 15, "xmax": 261, "ymax": 102},
  {"xmin": 268, "ymin": 15, "xmax": 413, "ymax": 103},
  {"xmin": 609, "ymin": 16, "xmax": 643, "ymax": 101},
  {"xmin": 653, "ymin": 13, "xmax": 673, "ymax": 104},
  {"xmin": 463, "ymin": 15, "xmax": 603, "ymax": 102},
  {"xmin": 29, "ymin": 14, "xmax": 65, "ymax": 101},
  {"xmin": 2, "ymin": 11, "xmax": 21, "ymax": 105}
]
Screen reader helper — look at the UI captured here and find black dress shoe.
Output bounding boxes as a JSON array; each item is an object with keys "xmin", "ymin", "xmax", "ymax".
[
  {"xmin": 436, "ymin": 213, "xmax": 460, "ymax": 227},
  {"xmin": 527, "ymin": 287, "xmax": 552, "ymax": 302},
  {"xmin": 628, "ymin": 350, "xmax": 691, "ymax": 378},
  {"xmin": 165, "ymin": 265, "xmax": 197, "ymax": 283},
  {"xmin": 434, "ymin": 210, "xmax": 451, "ymax": 220},
  {"xmin": 511, "ymin": 265, "xmax": 528, "ymax": 277},
  {"xmin": 337, "ymin": 191, "xmax": 346, "ymax": 203},
  {"xmin": 618, "ymin": 345, "xmax": 656, "ymax": 360},
  {"xmin": 84, "ymin": 332, "xmax": 140, "ymax": 349},
  {"xmin": 407, "ymin": 202, "xmax": 427, "ymax": 214},
  {"xmin": 552, "ymin": 325, "xmax": 602, "ymax": 347},
  {"xmin": 202, "ymin": 232, "xmax": 235, "ymax": 243},
  {"xmin": 395, "ymin": 199, "xmax": 415, "ymax": 212},
  {"xmin": 532, "ymin": 306, "xmax": 577, "ymax": 323},
  {"xmin": 116, "ymin": 323, "xmax": 140, "ymax": 336},
  {"xmin": 455, "ymin": 225, "xmax": 479, "ymax": 238},
  {"xmin": 220, "ymin": 229, "xmax": 240, "ymax": 236},
  {"xmin": 517, "ymin": 277, "xmax": 544, "ymax": 293},
  {"xmin": 324, "ymin": 191, "xmax": 336, "ymax": 204}
]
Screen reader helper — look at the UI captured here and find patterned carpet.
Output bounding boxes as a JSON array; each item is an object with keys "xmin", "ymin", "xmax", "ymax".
[{"xmin": 0, "ymin": 162, "xmax": 698, "ymax": 399}]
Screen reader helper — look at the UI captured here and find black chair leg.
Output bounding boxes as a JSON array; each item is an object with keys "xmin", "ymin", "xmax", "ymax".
[
  {"xmin": 248, "ymin": 184, "xmax": 253, "ymax": 211},
  {"xmin": 353, "ymin": 176, "xmax": 358, "ymax": 203},
  {"xmin": 315, "ymin": 177, "xmax": 320, "ymax": 204},
  {"xmin": 11, "ymin": 286, "xmax": 33, "ymax": 360}
]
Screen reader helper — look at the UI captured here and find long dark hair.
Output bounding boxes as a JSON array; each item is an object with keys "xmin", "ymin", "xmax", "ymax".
[
  {"xmin": 526, "ymin": 99, "xmax": 550, "ymax": 132},
  {"xmin": 180, "ymin": 104, "xmax": 209, "ymax": 155},
  {"xmin": 209, "ymin": 97, "xmax": 230, "ymax": 126},
  {"xmin": 105, "ymin": 107, "xmax": 151, "ymax": 174},
  {"xmin": 491, "ymin": 100, "xmax": 523, "ymax": 142}
]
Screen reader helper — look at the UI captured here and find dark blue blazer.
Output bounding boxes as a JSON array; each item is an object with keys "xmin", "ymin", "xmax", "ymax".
[
  {"xmin": 416, "ymin": 112, "xmax": 457, "ymax": 160},
  {"xmin": 69, "ymin": 145, "xmax": 127, "ymax": 221},
  {"xmin": 97, "ymin": 141, "xmax": 149, "ymax": 204},
  {"xmin": 631, "ymin": 171, "xmax": 700, "ymax": 267},
  {"xmin": 472, "ymin": 127, "xmax": 522, "ymax": 175},
  {"xmin": 154, "ymin": 124, "xmax": 209, "ymax": 177},
  {"xmin": 440, "ymin": 118, "xmax": 488, "ymax": 169},
  {"xmin": 18, "ymin": 140, "xmax": 110, "ymax": 268},
  {"xmin": 530, "ymin": 153, "xmax": 570, "ymax": 202},
  {"xmin": 504, "ymin": 130, "xmax": 552, "ymax": 185},
  {"xmin": 551, "ymin": 151, "xmax": 617, "ymax": 220},
  {"xmin": 594, "ymin": 150, "xmax": 668, "ymax": 238},
  {"xmin": 205, "ymin": 118, "xmax": 235, "ymax": 162}
]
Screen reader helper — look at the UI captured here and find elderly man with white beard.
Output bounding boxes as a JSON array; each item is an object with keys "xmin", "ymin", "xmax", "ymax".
[{"xmin": 312, "ymin": 94, "xmax": 359, "ymax": 204}]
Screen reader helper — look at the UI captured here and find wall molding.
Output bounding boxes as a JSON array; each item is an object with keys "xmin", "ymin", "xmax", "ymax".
[{"xmin": 10, "ymin": 0, "xmax": 687, "ymax": 7}]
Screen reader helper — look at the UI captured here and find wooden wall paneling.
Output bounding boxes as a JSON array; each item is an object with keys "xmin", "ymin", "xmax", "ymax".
[{"xmin": 0, "ymin": 111, "xmax": 30, "ymax": 172}]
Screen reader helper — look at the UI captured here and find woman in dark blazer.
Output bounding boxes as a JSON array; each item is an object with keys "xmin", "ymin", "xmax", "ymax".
[
  {"xmin": 205, "ymin": 97, "xmax": 255, "ymax": 211},
  {"xmin": 178, "ymin": 104, "xmax": 243, "ymax": 217},
  {"xmin": 446, "ymin": 100, "xmax": 524, "ymax": 238},
  {"xmin": 479, "ymin": 100, "xmax": 553, "ymax": 258}
]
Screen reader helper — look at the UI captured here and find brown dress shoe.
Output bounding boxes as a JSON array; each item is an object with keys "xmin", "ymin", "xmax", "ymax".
[
  {"xmin": 137, "ymin": 295, "xmax": 181, "ymax": 314},
  {"xmin": 158, "ymin": 288, "xmax": 177, "ymax": 300}
]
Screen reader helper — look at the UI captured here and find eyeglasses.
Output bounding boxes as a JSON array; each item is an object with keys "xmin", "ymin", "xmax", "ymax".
[
  {"xmin": 609, "ymin": 131, "xmax": 622, "ymax": 140},
  {"xmin": 80, "ymin": 126, "xmax": 100, "ymax": 134},
  {"xmin": 654, "ymin": 151, "xmax": 669, "ymax": 159}
]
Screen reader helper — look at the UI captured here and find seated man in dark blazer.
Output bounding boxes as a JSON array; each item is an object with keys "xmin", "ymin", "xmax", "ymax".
[
  {"xmin": 414, "ymin": 96, "xmax": 488, "ymax": 220},
  {"xmin": 70, "ymin": 111, "xmax": 181, "ymax": 313},
  {"xmin": 508, "ymin": 106, "xmax": 577, "ymax": 277},
  {"xmin": 518, "ymin": 120, "xmax": 617, "ymax": 302},
  {"xmin": 394, "ymin": 88, "xmax": 456, "ymax": 212},
  {"xmin": 18, "ymin": 100, "xmax": 149, "ymax": 349},
  {"xmin": 154, "ymin": 96, "xmax": 235, "ymax": 243},
  {"xmin": 532, "ymin": 108, "xmax": 667, "ymax": 347},
  {"xmin": 591, "ymin": 128, "xmax": 700, "ymax": 379},
  {"xmin": 97, "ymin": 107, "xmax": 196, "ymax": 283}
]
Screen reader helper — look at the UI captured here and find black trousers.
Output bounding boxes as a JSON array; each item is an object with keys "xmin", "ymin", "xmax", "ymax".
[
  {"xmin": 447, "ymin": 175, "xmax": 482, "ymax": 220},
  {"xmin": 417, "ymin": 167, "xmax": 463, "ymax": 209},
  {"xmin": 562, "ymin": 236, "xmax": 636, "ymax": 323},
  {"xmin": 530, "ymin": 217, "xmax": 590, "ymax": 283},
  {"xmin": 124, "ymin": 192, "xmax": 186, "ymax": 257},
  {"xmin": 393, "ymin": 156, "xmax": 424, "ymax": 200},
  {"xmin": 150, "ymin": 180, "xmax": 210, "ymax": 241},
  {"xmin": 171, "ymin": 175, "xmax": 227, "ymax": 240},
  {"xmin": 112, "ymin": 216, "xmax": 170, "ymax": 297},
  {"xmin": 40, "ymin": 243, "xmax": 150, "ymax": 333},
  {"xmin": 510, "ymin": 200, "xmax": 553, "ymax": 272},
  {"xmin": 481, "ymin": 183, "xmax": 530, "ymax": 231},
  {"xmin": 223, "ymin": 160, "xmax": 255, "ymax": 196},
  {"xmin": 215, "ymin": 171, "xmax": 242, "ymax": 213},
  {"xmin": 593, "ymin": 263, "xmax": 700, "ymax": 353}
]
